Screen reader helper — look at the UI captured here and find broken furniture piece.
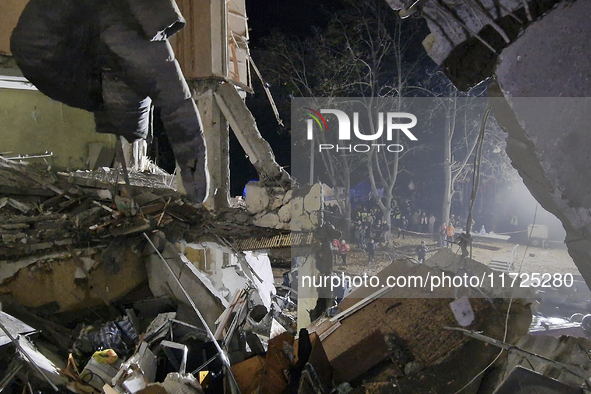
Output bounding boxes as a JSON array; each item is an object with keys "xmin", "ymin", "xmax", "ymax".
[
  {"xmin": 489, "ymin": 244, "xmax": 519, "ymax": 272},
  {"xmin": 161, "ymin": 340, "xmax": 188, "ymax": 375}
]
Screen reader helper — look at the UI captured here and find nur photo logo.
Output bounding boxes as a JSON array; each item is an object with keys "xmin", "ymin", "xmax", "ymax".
[{"xmin": 304, "ymin": 107, "xmax": 418, "ymax": 153}]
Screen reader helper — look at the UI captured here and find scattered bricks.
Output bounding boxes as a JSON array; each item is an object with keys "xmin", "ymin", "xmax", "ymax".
[
  {"xmin": 282, "ymin": 190, "xmax": 292, "ymax": 205},
  {"xmin": 278, "ymin": 204, "xmax": 291, "ymax": 223},
  {"xmin": 253, "ymin": 213, "xmax": 280, "ymax": 228},
  {"xmin": 245, "ymin": 182, "xmax": 270, "ymax": 215},
  {"xmin": 303, "ymin": 183, "xmax": 322, "ymax": 213}
]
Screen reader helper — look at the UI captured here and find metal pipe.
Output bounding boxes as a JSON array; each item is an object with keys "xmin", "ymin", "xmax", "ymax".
[{"xmin": 5, "ymin": 153, "xmax": 53, "ymax": 160}]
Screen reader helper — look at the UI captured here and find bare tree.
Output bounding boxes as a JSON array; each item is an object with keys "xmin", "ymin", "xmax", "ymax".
[
  {"xmin": 439, "ymin": 87, "xmax": 515, "ymax": 229},
  {"xmin": 262, "ymin": 0, "xmax": 429, "ymax": 238},
  {"xmin": 441, "ymin": 90, "xmax": 475, "ymax": 228},
  {"xmin": 347, "ymin": 2, "xmax": 421, "ymax": 239},
  {"xmin": 261, "ymin": 30, "xmax": 365, "ymax": 232}
]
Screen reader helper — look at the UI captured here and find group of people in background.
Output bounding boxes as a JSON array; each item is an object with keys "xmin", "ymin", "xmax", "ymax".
[
  {"xmin": 352, "ymin": 206, "xmax": 440, "ymax": 243},
  {"xmin": 326, "ymin": 193, "xmax": 488, "ymax": 266},
  {"xmin": 333, "ymin": 219, "xmax": 462, "ymax": 266}
]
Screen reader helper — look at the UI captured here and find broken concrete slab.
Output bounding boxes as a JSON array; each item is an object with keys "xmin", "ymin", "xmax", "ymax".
[
  {"xmin": 213, "ymin": 82, "xmax": 292, "ymax": 188},
  {"xmin": 16, "ymin": 335, "xmax": 68, "ymax": 387},
  {"xmin": 1, "ymin": 246, "xmax": 147, "ymax": 313},
  {"xmin": 0, "ymin": 251, "xmax": 71, "ymax": 283},
  {"xmin": 495, "ymin": 334, "xmax": 591, "ymax": 391},
  {"xmin": 242, "ymin": 251, "xmax": 276, "ymax": 310},
  {"xmin": 145, "ymin": 241, "xmax": 226, "ymax": 330},
  {"xmin": 385, "ymin": 0, "xmax": 561, "ymax": 90},
  {"xmin": 494, "ymin": 366, "xmax": 584, "ymax": 394},
  {"xmin": 0, "ymin": 310, "xmax": 36, "ymax": 347}
]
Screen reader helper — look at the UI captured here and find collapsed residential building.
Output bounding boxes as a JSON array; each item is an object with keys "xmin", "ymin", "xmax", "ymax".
[
  {"xmin": 1, "ymin": 0, "xmax": 591, "ymax": 393},
  {"xmin": 0, "ymin": 159, "xmax": 588, "ymax": 393}
]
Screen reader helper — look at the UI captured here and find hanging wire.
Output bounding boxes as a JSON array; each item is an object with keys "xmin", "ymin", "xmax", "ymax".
[{"xmin": 464, "ymin": 104, "xmax": 492, "ymax": 259}]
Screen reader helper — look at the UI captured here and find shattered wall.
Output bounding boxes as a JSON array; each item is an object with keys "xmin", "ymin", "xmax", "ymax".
[
  {"xmin": 183, "ymin": 241, "xmax": 276, "ymax": 309},
  {"xmin": 145, "ymin": 241, "xmax": 226, "ymax": 330},
  {"xmin": 1, "ymin": 3, "xmax": 115, "ymax": 169},
  {"xmin": 0, "ymin": 0, "xmax": 28, "ymax": 54},
  {"xmin": 0, "ymin": 88, "xmax": 115, "ymax": 168},
  {"xmin": 0, "ymin": 245, "xmax": 147, "ymax": 312},
  {"xmin": 243, "ymin": 181, "xmax": 325, "ymax": 328}
]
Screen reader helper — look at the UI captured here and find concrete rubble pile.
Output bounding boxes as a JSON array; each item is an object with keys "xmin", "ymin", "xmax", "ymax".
[
  {"xmin": 0, "ymin": 156, "xmax": 300, "ymax": 394},
  {"xmin": 2, "ymin": 156, "xmax": 591, "ymax": 393}
]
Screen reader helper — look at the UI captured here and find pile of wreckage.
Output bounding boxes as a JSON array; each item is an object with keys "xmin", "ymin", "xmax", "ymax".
[
  {"xmin": 2, "ymin": 156, "xmax": 591, "ymax": 394},
  {"xmin": 0, "ymin": 156, "xmax": 296, "ymax": 394}
]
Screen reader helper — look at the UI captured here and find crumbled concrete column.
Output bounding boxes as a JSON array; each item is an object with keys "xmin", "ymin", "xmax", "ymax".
[
  {"xmin": 194, "ymin": 87, "xmax": 230, "ymax": 209},
  {"xmin": 213, "ymin": 82, "xmax": 292, "ymax": 187}
]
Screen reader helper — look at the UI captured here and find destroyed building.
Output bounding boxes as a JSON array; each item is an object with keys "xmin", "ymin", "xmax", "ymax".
[{"xmin": 1, "ymin": 0, "xmax": 591, "ymax": 393}]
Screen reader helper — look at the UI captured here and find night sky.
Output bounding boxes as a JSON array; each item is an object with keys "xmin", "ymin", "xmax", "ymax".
[{"xmin": 245, "ymin": 0, "xmax": 343, "ymax": 46}]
